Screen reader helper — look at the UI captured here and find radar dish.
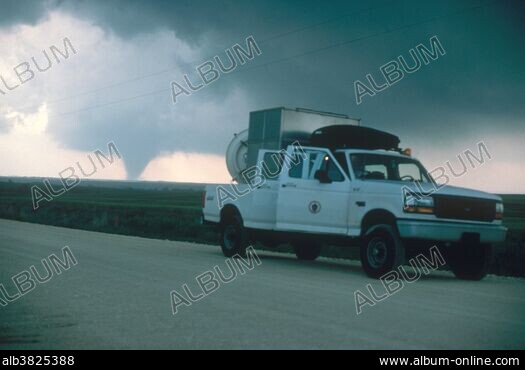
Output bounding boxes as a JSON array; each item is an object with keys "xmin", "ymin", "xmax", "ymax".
[{"xmin": 225, "ymin": 129, "xmax": 249, "ymax": 183}]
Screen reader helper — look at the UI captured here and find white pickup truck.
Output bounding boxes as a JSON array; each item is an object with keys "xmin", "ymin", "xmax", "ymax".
[{"xmin": 202, "ymin": 109, "xmax": 506, "ymax": 280}]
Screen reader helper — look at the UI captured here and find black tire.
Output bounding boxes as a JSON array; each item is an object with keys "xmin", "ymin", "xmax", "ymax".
[
  {"xmin": 360, "ymin": 224, "xmax": 405, "ymax": 279},
  {"xmin": 292, "ymin": 241, "xmax": 322, "ymax": 261},
  {"xmin": 220, "ymin": 214, "xmax": 248, "ymax": 258},
  {"xmin": 447, "ymin": 242, "xmax": 491, "ymax": 281}
]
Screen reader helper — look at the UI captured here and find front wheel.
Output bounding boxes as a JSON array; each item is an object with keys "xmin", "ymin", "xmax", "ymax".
[
  {"xmin": 220, "ymin": 214, "xmax": 248, "ymax": 258},
  {"xmin": 360, "ymin": 224, "xmax": 405, "ymax": 279},
  {"xmin": 447, "ymin": 242, "xmax": 491, "ymax": 280}
]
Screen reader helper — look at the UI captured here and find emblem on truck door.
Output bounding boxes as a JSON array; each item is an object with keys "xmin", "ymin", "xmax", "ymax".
[{"xmin": 309, "ymin": 201, "xmax": 321, "ymax": 214}]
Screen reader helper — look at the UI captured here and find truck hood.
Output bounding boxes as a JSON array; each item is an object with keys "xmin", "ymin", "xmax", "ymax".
[{"xmin": 359, "ymin": 180, "xmax": 502, "ymax": 202}]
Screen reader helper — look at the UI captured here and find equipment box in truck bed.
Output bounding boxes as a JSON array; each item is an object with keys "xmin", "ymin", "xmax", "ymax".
[{"xmin": 246, "ymin": 107, "xmax": 360, "ymax": 168}]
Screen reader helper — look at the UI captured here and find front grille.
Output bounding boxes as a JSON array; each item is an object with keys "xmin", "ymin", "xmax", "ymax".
[{"xmin": 433, "ymin": 195, "xmax": 496, "ymax": 222}]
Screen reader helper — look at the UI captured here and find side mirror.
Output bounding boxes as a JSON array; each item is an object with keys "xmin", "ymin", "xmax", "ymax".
[{"xmin": 314, "ymin": 169, "xmax": 332, "ymax": 184}]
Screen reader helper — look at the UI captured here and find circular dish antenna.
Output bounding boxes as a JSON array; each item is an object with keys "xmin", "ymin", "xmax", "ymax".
[{"xmin": 225, "ymin": 129, "xmax": 249, "ymax": 183}]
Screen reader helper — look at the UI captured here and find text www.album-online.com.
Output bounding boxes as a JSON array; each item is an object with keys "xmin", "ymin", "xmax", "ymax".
[{"xmin": 379, "ymin": 356, "xmax": 519, "ymax": 366}]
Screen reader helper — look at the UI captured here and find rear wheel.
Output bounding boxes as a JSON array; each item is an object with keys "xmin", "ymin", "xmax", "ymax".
[
  {"xmin": 292, "ymin": 241, "xmax": 322, "ymax": 261},
  {"xmin": 447, "ymin": 242, "xmax": 491, "ymax": 280},
  {"xmin": 360, "ymin": 224, "xmax": 405, "ymax": 279},
  {"xmin": 220, "ymin": 214, "xmax": 248, "ymax": 258}
]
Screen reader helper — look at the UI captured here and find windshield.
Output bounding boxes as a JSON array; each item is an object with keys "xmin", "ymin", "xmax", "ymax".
[{"xmin": 349, "ymin": 153, "xmax": 430, "ymax": 182}]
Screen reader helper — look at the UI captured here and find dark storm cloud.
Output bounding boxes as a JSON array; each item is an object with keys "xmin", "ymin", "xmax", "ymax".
[
  {"xmin": 2, "ymin": 0, "xmax": 523, "ymax": 178},
  {"xmin": 53, "ymin": 0, "xmax": 323, "ymax": 45},
  {"xmin": 154, "ymin": 0, "xmax": 524, "ymax": 147},
  {"xmin": 77, "ymin": 0, "xmax": 523, "ymax": 124}
]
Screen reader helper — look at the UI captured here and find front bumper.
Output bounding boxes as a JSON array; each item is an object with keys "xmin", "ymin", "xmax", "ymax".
[{"xmin": 396, "ymin": 219, "xmax": 507, "ymax": 243}]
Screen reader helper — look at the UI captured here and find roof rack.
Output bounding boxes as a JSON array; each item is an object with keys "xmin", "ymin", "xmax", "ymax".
[{"xmin": 310, "ymin": 125, "xmax": 400, "ymax": 151}]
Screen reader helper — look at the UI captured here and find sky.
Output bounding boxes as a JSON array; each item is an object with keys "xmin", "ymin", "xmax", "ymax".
[{"xmin": 0, "ymin": 0, "xmax": 523, "ymax": 192}]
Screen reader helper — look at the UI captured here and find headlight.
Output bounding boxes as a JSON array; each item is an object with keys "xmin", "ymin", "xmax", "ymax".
[
  {"xmin": 404, "ymin": 193, "xmax": 434, "ymax": 214},
  {"xmin": 495, "ymin": 202, "xmax": 504, "ymax": 220}
]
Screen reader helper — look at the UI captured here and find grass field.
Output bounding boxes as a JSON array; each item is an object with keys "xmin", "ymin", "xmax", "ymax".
[{"xmin": 0, "ymin": 180, "xmax": 524, "ymax": 277}]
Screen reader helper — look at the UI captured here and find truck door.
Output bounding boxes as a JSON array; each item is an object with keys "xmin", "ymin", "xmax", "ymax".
[
  {"xmin": 276, "ymin": 146, "xmax": 351, "ymax": 234},
  {"xmin": 250, "ymin": 150, "xmax": 282, "ymax": 229}
]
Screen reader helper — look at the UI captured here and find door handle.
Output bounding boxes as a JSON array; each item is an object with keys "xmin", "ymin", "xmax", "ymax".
[{"xmin": 282, "ymin": 183, "xmax": 297, "ymax": 188}]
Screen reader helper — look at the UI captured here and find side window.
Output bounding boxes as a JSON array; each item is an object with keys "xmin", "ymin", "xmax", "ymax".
[
  {"xmin": 321, "ymin": 155, "xmax": 345, "ymax": 182},
  {"xmin": 308, "ymin": 152, "xmax": 324, "ymax": 179},
  {"xmin": 309, "ymin": 152, "xmax": 345, "ymax": 182},
  {"xmin": 288, "ymin": 153, "xmax": 304, "ymax": 179},
  {"xmin": 351, "ymin": 154, "xmax": 387, "ymax": 180},
  {"xmin": 350, "ymin": 154, "xmax": 365, "ymax": 179},
  {"xmin": 289, "ymin": 150, "xmax": 324, "ymax": 180},
  {"xmin": 363, "ymin": 164, "xmax": 387, "ymax": 180},
  {"xmin": 334, "ymin": 152, "xmax": 350, "ymax": 177},
  {"xmin": 289, "ymin": 150, "xmax": 345, "ymax": 182}
]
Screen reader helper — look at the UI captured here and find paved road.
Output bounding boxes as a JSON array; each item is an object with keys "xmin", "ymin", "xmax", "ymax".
[{"xmin": 0, "ymin": 219, "xmax": 524, "ymax": 349}]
